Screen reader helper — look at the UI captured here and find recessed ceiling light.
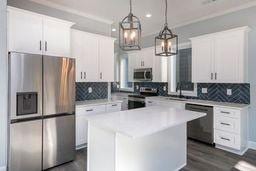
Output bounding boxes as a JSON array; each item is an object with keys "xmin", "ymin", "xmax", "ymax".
[
  {"xmin": 146, "ymin": 13, "xmax": 152, "ymax": 18},
  {"xmin": 112, "ymin": 28, "xmax": 117, "ymax": 32}
]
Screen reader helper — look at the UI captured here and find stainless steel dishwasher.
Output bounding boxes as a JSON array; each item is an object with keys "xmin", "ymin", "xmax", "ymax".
[{"xmin": 185, "ymin": 103, "xmax": 214, "ymax": 145}]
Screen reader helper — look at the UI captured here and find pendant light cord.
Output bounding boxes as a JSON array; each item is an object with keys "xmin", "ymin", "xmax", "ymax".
[
  {"xmin": 165, "ymin": 0, "xmax": 168, "ymax": 26},
  {"xmin": 130, "ymin": 0, "xmax": 132, "ymax": 14}
]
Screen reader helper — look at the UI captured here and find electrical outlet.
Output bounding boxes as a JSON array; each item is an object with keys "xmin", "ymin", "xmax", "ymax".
[
  {"xmin": 227, "ymin": 89, "xmax": 232, "ymax": 96},
  {"xmin": 88, "ymin": 87, "xmax": 93, "ymax": 93},
  {"xmin": 202, "ymin": 88, "xmax": 208, "ymax": 94},
  {"xmin": 136, "ymin": 85, "xmax": 139, "ymax": 90},
  {"xmin": 163, "ymin": 86, "xmax": 167, "ymax": 91}
]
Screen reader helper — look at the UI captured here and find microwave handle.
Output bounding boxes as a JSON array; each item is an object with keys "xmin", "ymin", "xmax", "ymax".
[{"xmin": 144, "ymin": 70, "xmax": 147, "ymax": 79}]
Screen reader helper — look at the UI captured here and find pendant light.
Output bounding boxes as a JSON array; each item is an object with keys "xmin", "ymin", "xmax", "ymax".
[
  {"xmin": 155, "ymin": 0, "xmax": 178, "ymax": 56},
  {"xmin": 119, "ymin": 0, "xmax": 141, "ymax": 51}
]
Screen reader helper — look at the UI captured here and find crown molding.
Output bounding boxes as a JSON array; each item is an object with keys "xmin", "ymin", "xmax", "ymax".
[{"xmin": 28, "ymin": 0, "xmax": 114, "ymax": 25}]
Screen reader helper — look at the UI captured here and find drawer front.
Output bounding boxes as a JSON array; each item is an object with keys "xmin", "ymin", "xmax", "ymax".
[
  {"xmin": 76, "ymin": 105, "xmax": 106, "ymax": 116},
  {"xmin": 215, "ymin": 107, "xmax": 240, "ymax": 119},
  {"xmin": 215, "ymin": 116, "xmax": 240, "ymax": 134},
  {"xmin": 106, "ymin": 103, "xmax": 121, "ymax": 112},
  {"xmin": 214, "ymin": 130, "xmax": 241, "ymax": 150}
]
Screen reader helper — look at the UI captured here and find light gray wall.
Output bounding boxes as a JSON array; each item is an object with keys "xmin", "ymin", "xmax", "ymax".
[
  {"xmin": 0, "ymin": 0, "xmax": 7, "ymax": 169},
  {"xmin": 142, "ymin": 6, "xmax": 256, "ymax": 142},
  {"xmin": 7, "ymin": 0, "xmax": 112, "ymax": 36}
]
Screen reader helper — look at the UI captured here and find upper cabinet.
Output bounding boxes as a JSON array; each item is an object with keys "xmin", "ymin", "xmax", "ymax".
[
  {"xmin": 71, "ymin": 29, "xmax": 115, "ymax": 82},
  {"xmin": 128, "ymin": 47, "xmax": 168, "ymax": 82},
  {"xmin": 8, "ymin": 7, "xmax": 74, "ymax": 57},
  {"xmin": 190, "ymin": 27, "xmax": 250, "ymax": 83}
]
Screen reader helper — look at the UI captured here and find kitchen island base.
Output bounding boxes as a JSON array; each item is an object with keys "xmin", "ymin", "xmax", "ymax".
[{"xmin": 87, "ymin": 123, "xmax": 187, "ymax": 171}]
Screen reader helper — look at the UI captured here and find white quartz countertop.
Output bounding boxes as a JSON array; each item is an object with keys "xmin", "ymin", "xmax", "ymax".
[
  {"xmin": 76, "ymin": 99, "xmax": 123, "ymax": 107},
  {"xmin": 146, "ymin": 96, "xmax": 249, "ymax": 109},
  {"xmin": 86, "ymin": 106, "xmax": 206, "ymax": 138}
]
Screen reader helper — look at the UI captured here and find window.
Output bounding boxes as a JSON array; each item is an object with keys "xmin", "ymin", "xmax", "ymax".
[
  {"xmin": 119, "ymin": 54, "xmax": 134, "ymax": 91},
  {"xmin": 168, "ymin": 43, "xmax": 197, "ymax": 96}
]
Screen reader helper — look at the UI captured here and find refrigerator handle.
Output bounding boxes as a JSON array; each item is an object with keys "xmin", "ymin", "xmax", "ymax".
[
  {"xmin": 40, "ymin": 41, "xmax": 42, "ymax": 51},
  {"xmin": 45, "ymin": 41, "xmax": 48, "ymax": 51}
]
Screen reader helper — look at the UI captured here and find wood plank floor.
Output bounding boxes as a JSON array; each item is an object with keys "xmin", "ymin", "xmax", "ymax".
[{"xmin": 48, "ymin": 140, "xmax": 256, "ymax": 171}]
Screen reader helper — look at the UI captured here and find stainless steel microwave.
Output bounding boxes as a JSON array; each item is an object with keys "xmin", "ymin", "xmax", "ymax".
[{"xmin": 133, "ymin": 68, "xmax": 152, "ymax": 81}]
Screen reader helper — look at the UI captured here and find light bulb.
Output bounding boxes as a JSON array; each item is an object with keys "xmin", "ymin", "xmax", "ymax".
[
  {"xmin": 124, "ymin": 31, "xmax": 128, "ymax": 38},
  {"xmin": 130, "ymin": 31, "xmax": 136, "ymax": 40}
]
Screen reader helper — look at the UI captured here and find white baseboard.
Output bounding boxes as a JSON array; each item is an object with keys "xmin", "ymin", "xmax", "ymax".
[
  {"xmin": 0, "ymin": 166, "xmax": 6, "ymax": 171},
  {"xmin": 248, "ymin": 141, "xmax": 256, "ymax": 150}
]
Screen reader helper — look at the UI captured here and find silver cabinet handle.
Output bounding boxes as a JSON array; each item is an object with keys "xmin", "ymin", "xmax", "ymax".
[
  {"xmin": 148, "ymin": 101, "xmax": 153, "ymax": 104},
  {"xmin": 40, "ymin": 41, "xmax": 42, "ymax": 51},
  {"xmin": 86, "ymin": 109, "xmax": 93, "ymax": 112},
  {"xmin": 84, "ymin": 72, "xmax": 86, "ymax": 79},
  {"xmin": 221, "ymin": 111, "xmax": 230, "ymax": 114},
  {"xmin": 211, "ymin": 73, "xmax": 213, "ymax": 80},
  {"xmin": 112, "ymin": 104, "xmax": 118, "ymax": 107},
  {"xmin": 220, "ymin": 137, "xmax": 230, "ymax": 141},
  {"xmin": 80, "ymin": 72, "xmax": 83, "ymax": 79},
  {"xmin": 100, "ymin": 72, "xmax": 102, "ymax": 79},
  {"xmin": 220, "ymin": 122, "xmax": 231, "ymax": 126},
  {"xmin": 215, "ymin": 73, "xmax": 217, "ymax": 80},
  {"xmin": 45, "ymin": 41, "xmax": 48, "ymax": 51}
]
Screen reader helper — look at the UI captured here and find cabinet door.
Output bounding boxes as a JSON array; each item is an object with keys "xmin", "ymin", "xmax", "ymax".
[
  {"xmin": 76, "ymin": 114, "xmax": 88, "ymax": 147},
  {"xmin": 99, "ymin": 38, "xmax": 115, "ymax": 82},
  {"xmin": 191, "ymin": 37, "xmax": 214, "ymax": 83},
  {"xmin": 71, "ymin": 30, "xmax": 99, "ymax": 82},
  {"xmin": 43, "ymin": 17, "xmax": 71, "ymax": 57},
  {"xmin": 214, "ymin": 32, "xmax": 243, "ymax": 83},
  {"xmin": 8, "ymin": 8, "xmax": 43, "ymax": 54},
  {"xmin": 141, "ymin": 48, "xmax": 154, "ymax": 68},
  {"xmin": 153, "ymin": 55, "xmax": 168, "ymax": 82}
]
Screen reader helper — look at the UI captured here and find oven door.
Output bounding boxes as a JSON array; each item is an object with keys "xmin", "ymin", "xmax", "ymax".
[
  {"xmin": 128, "ymin": 97, "xmax": 146, "ymax": 110},
  {"xmin": 134, "ymin": 68, "xmax": 152, "ymax": 81}
]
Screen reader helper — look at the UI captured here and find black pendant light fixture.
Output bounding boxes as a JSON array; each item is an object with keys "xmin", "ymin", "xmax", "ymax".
[
  {"xmin": 155, "ymin": 0, "xmax": 178, "ymax": 56},
  {"xmin": 119, "ymin": 0, "xmax": 141, "ymax": 51}
]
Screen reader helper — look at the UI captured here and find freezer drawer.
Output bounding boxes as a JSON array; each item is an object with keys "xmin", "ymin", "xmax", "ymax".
[
  {"xmin": 43, "ymin": 115, "xmax": 75, "ymax": 170},
  {"xmin": 9, "ymin": 120, "xmax": 42, "ymax": 171}
]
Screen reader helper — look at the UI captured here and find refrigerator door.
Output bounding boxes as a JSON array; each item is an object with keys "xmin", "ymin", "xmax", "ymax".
[
  {"xmin": 43, "ymin": 115, "xmax": 75, "ymax": 170},
  {"xmin": 9, "ymin": 52, "xmax": 42, "ymax": 120},
  {"xmin": 9, "ymin": 119, "xmax": 42, "ymax": 171},
  {"xmin": 43, "ymin": 56, "xmax": 75, "ymax": 116}
]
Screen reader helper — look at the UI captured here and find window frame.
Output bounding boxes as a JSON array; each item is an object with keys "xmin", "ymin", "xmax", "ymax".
[{"xmin": 168, "ymin": 42, "xmax": 198, "ymax": 97}]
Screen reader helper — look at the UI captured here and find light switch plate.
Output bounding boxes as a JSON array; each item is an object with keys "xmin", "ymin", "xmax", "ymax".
[
  {"xmin": 227, "ymin": 89, "xmax": 232, "ymax": 96},
  {"xmin": 136, "ymin": 85, "xmax": 139, "ymax": 90},
  {"xmin": 88, "ymin": 87, "xmax": 93, "ymax": 93},
  {"xmin": 202, "ymin": 88, "xmax": 208, "ymax": 94}
]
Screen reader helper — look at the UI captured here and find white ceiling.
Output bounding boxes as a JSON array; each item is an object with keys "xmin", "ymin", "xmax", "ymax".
[{"xmin": 30, "ymin": 0, "xmax": 256, "ymax": 36}]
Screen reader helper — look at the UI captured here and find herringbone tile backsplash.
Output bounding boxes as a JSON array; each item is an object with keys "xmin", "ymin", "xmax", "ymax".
[{"xmin": 76, "ymin": 82, "xmax": 108, "ymax": 101}]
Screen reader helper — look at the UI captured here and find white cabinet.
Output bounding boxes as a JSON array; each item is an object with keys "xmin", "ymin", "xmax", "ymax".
[
  {"xmin": 43, "ymin": 18, "xmax": 71, "ymax": 57},
  {"xmin": 128, "ymin": 47, "xmax": 168, "ymax": 82},
  {"xmin": 99, "ymin": 38, "xmax": 115, "ymax": 82},
  {"xmin": 72, "ymin": 30, "xmax": 99, "ymax": 82},
  {"xmin": 71, "ymin": 29, "xmax": 115, "ymax": 82},
  {"xmin": 214, "ymin": 106, "xmax": 248, "ymax": 155},
  {"xmin": 8, "ymin": 7, "xmax": 73, "ymax": 56},
  {"xmin": 191, "ymin": 27, "xmax": 249, "ymax": 83},
  {"xmin": 75, "ymin": 102, "xmax": 122, "ymax": 149},
  {"xmin": 111, "ymin": 94, "xmax": 129, "ymax": 111}
]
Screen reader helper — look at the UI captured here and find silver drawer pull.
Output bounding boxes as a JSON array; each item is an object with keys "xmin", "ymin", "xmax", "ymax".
[
  {"xmin": 220, "ymin": 137, "xmax": 230, "ymax": 141},
  {"xmin": 86, "ymin": 109, "xmax": 93, "ymax": 112},
  {"xmin": 112, "ymin": 104, "xmax": 118, "ymax": 107},
  {"xmin": 148, "ymin": 101, "xmax": 153, "ymax": 103},
  {"xmin": 221, "ymin": 111, "xmax": 230, "ymax": 114},
  {"xmin": 221, "ymin": 122, "xmax": 231, "ymax": 126}
]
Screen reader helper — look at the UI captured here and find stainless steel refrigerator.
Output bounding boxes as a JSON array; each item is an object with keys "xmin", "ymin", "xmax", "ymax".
[{"xmin": 8, "ymin": 52, "xmax": 76, "ymax": 171}]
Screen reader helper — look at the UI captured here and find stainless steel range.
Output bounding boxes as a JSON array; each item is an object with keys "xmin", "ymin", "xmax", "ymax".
[
  {"xmin": 128, "ymin": 87, "xmax": 158, "ymax": 110},
  {"xmin": 8, "ymin": 52, "xmax": 76, "ymax": 171}
]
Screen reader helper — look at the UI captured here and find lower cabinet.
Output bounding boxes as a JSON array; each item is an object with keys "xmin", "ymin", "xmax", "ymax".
[
  {"xmin": 213, "ymin": 106, "xmax": 248, "ymax": 155},
  {"xmin": 75, "ymin": 102, "xmax": 121, "ymax": 149}
]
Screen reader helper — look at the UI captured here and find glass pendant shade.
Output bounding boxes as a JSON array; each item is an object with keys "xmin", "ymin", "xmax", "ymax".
[
  {"xmin": 155, "ymin": 25, "xmax": 178, "ymax": 56},
  {"xmin": 119, "ymin": 0, "xmax": 141, "ymax": 51},
  {"xmin": 155, "ymin": 0, "xmax": 178, "ymax": 57}
]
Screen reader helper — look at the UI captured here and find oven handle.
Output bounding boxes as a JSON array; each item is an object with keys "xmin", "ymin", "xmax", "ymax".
[{"xmin": 144, "ymin": 70, "xmax": 147, "ymax": 80}]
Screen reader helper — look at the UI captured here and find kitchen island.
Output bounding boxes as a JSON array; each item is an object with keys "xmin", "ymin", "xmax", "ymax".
[{"xmin": 86, "ymin": 106, "xmax": 206, "ymax": 171}]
